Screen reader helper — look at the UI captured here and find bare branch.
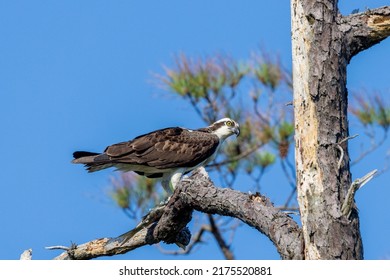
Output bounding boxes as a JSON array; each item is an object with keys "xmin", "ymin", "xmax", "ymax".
[
  {"xmin": 339, "ymin": 6, "xmax": 390, "ymax": 60},
  {"xmin": 351, "ymin": 132, "xmax": 388, "ymax": 165},
  {"xmin": 342, "ymin": 169, "xmax": 378, "ymax": 218},
  {"xmin": 281, "ymin": 157, "xmax": 297, "ymax": 208},
  {"xmin": 208, "ymin": 141, "xmax": 266, "ymax": 168},
  {"xmin": 46, "ymin": 245, "xmax": 72, "ymax": 251},
  {"xmin": 336, "ymin": 134, "xmax": 359, "ymax": 172},
  {"xmin": 207, "ymin": 214, "xmax": 235, "ymax": 260},
  {"xmin": 20, "ymin": 249, "xmax": 32, "ymax": 260},
  {"xmin": 50, "ymin": 167, "xmax": 303, "ymax": 260}
]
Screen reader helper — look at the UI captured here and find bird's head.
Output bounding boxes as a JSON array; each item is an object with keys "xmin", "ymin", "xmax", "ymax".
[{"xmin": 209, "ymin": 118, "xmax": 240, "ymax": 140}]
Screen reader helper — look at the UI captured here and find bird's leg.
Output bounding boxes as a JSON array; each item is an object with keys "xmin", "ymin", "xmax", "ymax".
[
  {"xmin": 169, "ymin": 170, "xmax": 184, "ymax": 192},
  {"xmin": 161, "ymin": 176, "xmax": 174, "ymax": 195},
  {"xmin": 162, "ymin": 170, "xmax": 185, "ymax": 194}
]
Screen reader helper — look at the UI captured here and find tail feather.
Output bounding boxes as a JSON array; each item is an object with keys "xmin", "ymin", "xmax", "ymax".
[
  {"xmin": 73, "ymin": 151, "xmax": 100, "ymax": 159},
  {"xmin": 72, "ymin": 151, "xmax": 113, "ymax": 172},
  {"xmin": 72, "ymin": 151, "xmax": 100, "ymax": 164}
]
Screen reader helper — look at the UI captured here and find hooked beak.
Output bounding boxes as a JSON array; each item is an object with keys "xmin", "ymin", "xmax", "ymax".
[{"xmin": 233, "ymin": 126, "xmax": 240, "ymax": 137}]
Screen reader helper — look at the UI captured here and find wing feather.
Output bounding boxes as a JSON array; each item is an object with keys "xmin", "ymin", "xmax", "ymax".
[{"xmin": 103, "ymin": 127, "xmax": 219, "ymax": 169}]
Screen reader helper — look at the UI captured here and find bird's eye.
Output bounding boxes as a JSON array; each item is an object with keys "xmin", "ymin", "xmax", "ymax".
[{"xmin": 226, "ymin": 120, "xmax": 233, "ymax": 127}]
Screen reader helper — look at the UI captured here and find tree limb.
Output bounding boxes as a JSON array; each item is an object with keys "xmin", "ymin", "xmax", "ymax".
[
  {"xmin": 178, "ymin": 168, "xmax": 303, "ymax": 259},
  {"xmin": 339, "ymin": 6, "xmax": 390, "ymax": 60},
  {"xmin": 342, "ymin": 169, "xmax": 378, "ymax": 218},
  {"xmin": 50, "ymin": 168, "xmax": 303, "ymax": 260},
  {"xmin": 20, "ymin": 249, "xmax": 32, "ymax": 260},
  {"xmin": 207, "ymin": 214, "xmax": 235, "ymax": 260},
  {"xmin": 51, "ymin": 189, "xmax": 193, "ymax": 260}
]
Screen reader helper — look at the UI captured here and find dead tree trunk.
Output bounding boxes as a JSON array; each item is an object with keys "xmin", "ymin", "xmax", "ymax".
[{"xmin": 291, "ymin": 0, "xmax": 390, "ymax": 259}]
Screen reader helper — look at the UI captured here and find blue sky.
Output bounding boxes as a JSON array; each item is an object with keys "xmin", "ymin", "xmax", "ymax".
[{"xmin": 0, "ymin": 0, "xmax": 389, "ymax": 260}]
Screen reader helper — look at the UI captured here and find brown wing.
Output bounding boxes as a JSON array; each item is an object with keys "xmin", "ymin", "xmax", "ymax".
[{"xmin": 103, "ymin": 127, "xmax": 220, "ymax": 169}]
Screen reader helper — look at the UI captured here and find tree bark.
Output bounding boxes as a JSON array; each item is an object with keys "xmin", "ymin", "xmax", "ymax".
[{"xmin": 291, "ymin": 0, "xmax": 390, "ymax": 259}]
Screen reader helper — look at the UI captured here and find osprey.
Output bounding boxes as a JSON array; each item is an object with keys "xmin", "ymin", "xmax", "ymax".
[{"xmin": 72, "ymin": 118, "xmax": 240, "ymax": 193}]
